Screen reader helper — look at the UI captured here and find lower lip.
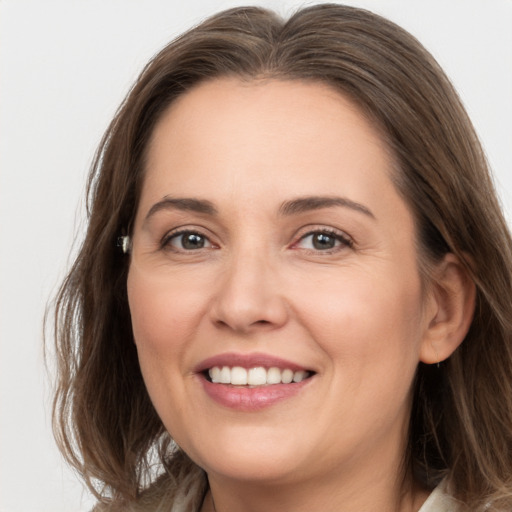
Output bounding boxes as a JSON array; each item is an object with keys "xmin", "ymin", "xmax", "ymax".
[{"xmin": 199, "ymin": 375, "xmax": 313, "ymax": 411}]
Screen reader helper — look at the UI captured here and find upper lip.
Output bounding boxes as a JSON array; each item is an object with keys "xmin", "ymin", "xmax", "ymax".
[{"xmin": 194, "ymin": 352, "xmax": 312, "ymax": 373}]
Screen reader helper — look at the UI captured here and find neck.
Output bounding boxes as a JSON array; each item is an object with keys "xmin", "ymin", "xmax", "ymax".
[{"xmin": 202, "ymin": 462, "xmax": 429, "ymax": 512}]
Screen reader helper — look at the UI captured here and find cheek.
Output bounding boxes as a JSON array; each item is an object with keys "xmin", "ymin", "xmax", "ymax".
[
  {"xmin": 293, "ymin": 264, "xmax": 425, "ymax": 375},
  {"xmin": 126, "ymin": 265, "xmax": 208, "ymax": 412},
  {"xmin": 126, "ymin": 266, "xmax": 209, "ymax": 437},
  {"xmin": 127, "ymin": 266, "xmax": 206, "ymax": 355}
]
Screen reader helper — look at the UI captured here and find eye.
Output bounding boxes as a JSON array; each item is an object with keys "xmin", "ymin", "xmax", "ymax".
[
  {"xmin": 163, "ymin": 230, "xmax": 213, "ymax": 251},
  {"xmin": 295, "ymin": 229, "xmax": 352, "ymax": 252}
]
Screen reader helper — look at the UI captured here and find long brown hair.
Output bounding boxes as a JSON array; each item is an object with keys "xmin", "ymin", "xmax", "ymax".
[{"xmin": 50, "ymin": 4, "xmax": 512, "ymax": 510}]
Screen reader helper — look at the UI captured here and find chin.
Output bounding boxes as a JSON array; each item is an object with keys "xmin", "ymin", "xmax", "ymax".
[{"xmin": 178, "ymin": 424, "xmax": 311, "ymax": 484}]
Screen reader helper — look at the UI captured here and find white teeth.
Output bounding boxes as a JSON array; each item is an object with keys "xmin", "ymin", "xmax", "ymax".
[
  {"xmin": 210, "ymin": 366, "xmax": 221, "ymax": 383},
  {"xmin": 281, "ymin": 369, "xmax": 293, "ymax": 384},
  {"xmin": 219, "ymin": 366, "xmax": 231, "ymax": 384},
  {"xmin": 266, "ymin": 367, "xmax": 282, "ymax": 384},
  {"xmin": 231, "ymin": 366, "xmax": 247, "ymax": 385},
  {"xmin": 207, "ymin": 366, "xmax": 310, "ymax": 386},
  {"xmin": 248, "ymin": 367, "xmax": 267, "ymax": 385},
  {"xmin": 293, "ymin": 370, "xmax": 307, "ymax": 383}
]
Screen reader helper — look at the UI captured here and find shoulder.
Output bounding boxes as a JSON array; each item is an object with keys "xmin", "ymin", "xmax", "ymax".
[
  {"xmin": 418, "ymin": 480, "xmax": 462, "ymax": 512},
  {"xmin": 90, "ymin": 464, "xmax": 207, "ymax": 512}
]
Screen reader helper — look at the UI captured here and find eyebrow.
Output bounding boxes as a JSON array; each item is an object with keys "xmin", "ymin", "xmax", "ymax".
[
  {"xmin": 144, "ymin": 196, "xmax": 218, "ymax": 223},
  {"xmin": 143, "ymin": 194, "xmax": 375, "ymax": 224},
  {"xmin": 279, "ymin": 195, "xmax": 375, "ymax": 219}
]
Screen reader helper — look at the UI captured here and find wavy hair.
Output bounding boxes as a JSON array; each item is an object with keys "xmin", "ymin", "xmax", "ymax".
[{"xmin": 50, "ymin": 4, "xmax": 512, "ymax": 510}]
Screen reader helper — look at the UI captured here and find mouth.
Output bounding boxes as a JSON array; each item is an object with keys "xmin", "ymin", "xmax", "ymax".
[
  {"xmin": 203, "ymin": 366, "xmax": 314, "ymax": 387},
  {"xmin": 195, "ymin": 354, "xmax": 316, "ymax": 410}
]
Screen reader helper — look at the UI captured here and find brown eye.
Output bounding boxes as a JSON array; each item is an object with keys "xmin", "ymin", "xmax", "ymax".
[
  {"xmin": 296, "ymin": 230, "xmax": 352, "ymax": 252},
  {"xmin": 311, "ymin": 232, "xmax": 337, "ymax": 250},
  {"xmin": 165, "ymin": 231, "xmax": 212, "ymax": 250}
]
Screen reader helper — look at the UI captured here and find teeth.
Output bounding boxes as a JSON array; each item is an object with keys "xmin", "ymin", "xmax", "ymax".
[
  {"xmin": 281, "ymin": 369, "xmax": 293, "ymax": 384},
  {"xmin": 207, "ymin": 366, "xmax": 310, "ymax": 386},
  {"xmin": 219, "ymin": 366, "xmax": 230, "ymax": 384},
  {"xmin": 293, "ymin": 370, "xmax": 308, "ymax": 383},
  {"xmin": 266, "ymin": 367, "xmax": 282, "ymax": 384},
  {"xmin": 248, "ymin": 367, "xmax": 267, "ymax": 385},
  {"xmin": 231, "ymin": 366, "xmax": 247, "ymax": 385},
  {"xmin": 210, "ymin": 366, "xmax": 221, "ymax": 383}
]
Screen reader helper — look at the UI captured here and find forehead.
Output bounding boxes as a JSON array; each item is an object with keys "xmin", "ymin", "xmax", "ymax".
[
  {"xmin": 148, "ymin": 78, "xmax": 388, "ymax": 151},
  {"xmin": 142, "ymin": 78, "xmax": 396, "ymax": 200}
]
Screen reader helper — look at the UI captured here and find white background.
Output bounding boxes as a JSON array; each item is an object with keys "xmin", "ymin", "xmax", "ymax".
[{"xmin": 1, "ymin": 1, "xmax": 511, "ymax": 510}]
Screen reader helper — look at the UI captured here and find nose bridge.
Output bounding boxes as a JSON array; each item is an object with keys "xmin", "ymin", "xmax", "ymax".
[{"xmin": 211, "ymin": 241, "xmax": 288, "ymax": 332}]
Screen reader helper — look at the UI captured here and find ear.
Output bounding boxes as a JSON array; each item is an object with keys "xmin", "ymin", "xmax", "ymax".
[{"xmin": 420, "ymin": 253, "xmax": 476, "ymax": 365}]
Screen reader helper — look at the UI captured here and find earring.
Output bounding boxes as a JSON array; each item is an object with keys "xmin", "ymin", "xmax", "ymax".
[
  {"xmin": 435, "ymin": 351, "xmax": 441, "ymax": 369},
  {"xmin": 431, "ymin": 342, "xmax": 441, "ymax": 369},
  {"xmin": 117, "ymin": 235, "xmax": 131, "ymax": 254}
]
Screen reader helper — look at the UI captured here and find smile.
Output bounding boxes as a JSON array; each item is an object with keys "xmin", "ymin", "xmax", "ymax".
[
  {"xmin": 207, "ymin": 366, "xmax": 311, "ymax": 386},
  {"xmin": 196, "ymin": 353, "xmax": 316, "ymax": 410}
]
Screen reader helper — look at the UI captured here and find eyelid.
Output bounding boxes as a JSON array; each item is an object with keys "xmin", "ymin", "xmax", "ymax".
[
  {"xmin": 291, "ymin": 226, "xmax": 354, "ymax": 251},
  {"xmin": 160, "ymin": 226, "xmax": 218, "ymax": 251}
]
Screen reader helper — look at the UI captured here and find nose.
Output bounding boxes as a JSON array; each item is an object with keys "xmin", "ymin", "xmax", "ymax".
[{"xmin": 210, "ymin": 250, "xmax": 289, "ymax": 334}]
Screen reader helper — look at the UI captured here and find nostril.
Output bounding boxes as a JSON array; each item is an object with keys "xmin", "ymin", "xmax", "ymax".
[{"xmin": 215, "ymin": 318, "xmax": 271, "ymax": 328}]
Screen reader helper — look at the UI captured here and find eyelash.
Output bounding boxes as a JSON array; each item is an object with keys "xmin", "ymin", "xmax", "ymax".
[
  {"xmin": 160, "ymin": 227, "xmax": 353, "ymax": 254},
  {"xmin": 160, "ymin": 229, "xmax": 214, "ymax": 252},
  {"xmin": 293, "ymin": 228, "xmax": 353, "ymax": 253}
]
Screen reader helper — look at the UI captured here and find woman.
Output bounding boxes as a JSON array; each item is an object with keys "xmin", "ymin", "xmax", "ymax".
[{"xmin": 51, "ymin": 4, "xmax": 512, "ymax": 511}]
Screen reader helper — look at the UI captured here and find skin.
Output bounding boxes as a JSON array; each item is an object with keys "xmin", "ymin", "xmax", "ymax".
[{"xmin": 127, "ymin": 78, "xmax": 474, "ymax": 512}]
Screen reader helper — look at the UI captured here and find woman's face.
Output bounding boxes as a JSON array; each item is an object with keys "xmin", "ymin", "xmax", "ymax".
[{"xmin": 127, "ymin": 79, "xmax": 435, "ymax": 487}]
